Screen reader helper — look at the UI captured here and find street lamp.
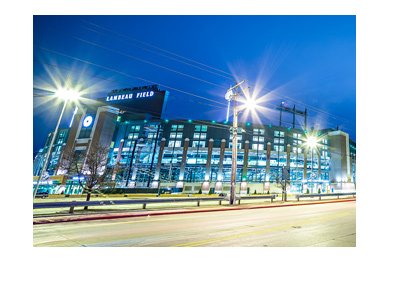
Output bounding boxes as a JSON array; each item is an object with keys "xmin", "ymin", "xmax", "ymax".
[
  {"xmin": 225, "ymin": 81, "xmax": 260, "ymax": 205},
  {"xmin": 33, "ymin": 88, "xmax": 81, "ymax": 199}
]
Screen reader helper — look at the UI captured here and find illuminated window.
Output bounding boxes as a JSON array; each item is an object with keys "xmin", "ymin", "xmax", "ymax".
[
  {"xmin": 253, "ymin": 128, "xmax": 265, "ymax": 135},
  {"xmin": 293, "ymin": 133, "xmax": 302, "ymax": 139},
  {"xmin": 193, "ymin": 141, "xmax": 206, "ymax": 148},
  {"xmin": 168, "ymin": 140, "xmax": 181, "ymax": 148},
  {"xmin": 252, "ymin": 144, "xmax": 264, "ymax": 150},
  {"xmin": 131, "ymin": 125, "xmax": 140, "ymax": 132}
]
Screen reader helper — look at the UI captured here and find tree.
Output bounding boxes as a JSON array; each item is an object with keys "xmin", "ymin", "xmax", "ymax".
[
  {"xmin": 275, "ymin": 175, "xmax": 290, "ymax": 202},
  {"xmin": 61, "ymin": 143, "xmax": 114, "ymax": 210}
]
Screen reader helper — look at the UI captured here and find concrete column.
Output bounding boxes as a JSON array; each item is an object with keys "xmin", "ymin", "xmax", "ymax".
[
  {"xmin": 177, "ymin": 138, "xmax": 190, "ymax": 188},
  {"xmin": 241, "ymin": 140, "xmax": 250, "ymax": 193},
  {"xmin": 242, "ymin": 140, "xmax": 250, "ymax": 181},
  {"xmin": 201, "ymin": 138, "xmax": 214, "ymax": 193},
  {"xmin": 318, "ymin": 151, "xmax": 321, "ymax": 180},
  {"xmin": 285, "ymin": 144, "xmax": 291, "ymax": 196},
  {"xmin": 204, "ymin": 138, "xmax": 214, "ymax": 181},
  {"xmin": 264, "ymin": 142, "xmax": 271, "ymax": 192},
  {"xmin": 151, "ymin": 138, "xmax": 166, "ymax": 187},
  {"xmin": 286, "ymin": 144, "xmax": 291, "ymax": 167},
  {"xmin": 303, "ymin": 146, "xmax": 308, "ymax": 192},
  {"xmin": 265, "ymin": 142, "xmax": 271, "ymax": 181},
  {"xmin": 111, "ymin": 139, "xmax": 124, "ymax": 180},
  {"xmin": 217, "ymin": 139, "xmax": 226, "ymax": 181}
]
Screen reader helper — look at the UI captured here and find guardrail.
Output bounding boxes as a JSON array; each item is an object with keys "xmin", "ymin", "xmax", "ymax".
[
  {"xmin": 295, "ymin": 192, "xmax": 356, "ymax": 201},
  {"xmin": 237, "ymin": 195, "xmax": 276, "ymax": 205},
  {"xmin": 33, "ymin": 195, "xmax": 277, "ymax": 214}
]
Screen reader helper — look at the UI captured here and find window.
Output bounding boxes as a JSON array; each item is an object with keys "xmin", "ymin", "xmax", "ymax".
[
  {"xmin": 292, "ymin": 147, "xmax": 302, "ymax": 153},
  {"xmin": 274, "ymin": 131, "xmax": 285, "ymax": 137},
  {"xmin": 293, "ymin": 133, "xmax": 302, "ymax": 139},
  {"xmin": 253, "ymin": 128, "xmax": 265, "ymax": 135},
  {"xmin": 195, "ymin": 125, "xmax": 208, "ymax": 132},
  {"xmin": 193, "ymin": 141, "xmax": 206, "ymax": 148},
  {"xmin": 273, "ymin": 145, "xmax": 284, "ymax": 152},
  {"xmin": 193, "ymin": 125, "xmax": 207, "ymax": 148},
  {"xmin": 170, "ymin": 132, "xmax": 182, "ymax": 140},
  {"xmin": 168, "ymin": 140, "xmax": 181, "ymax": 148},
  {"xmin": 131, "ymin": 125, "xmax": 140, "ymax": 132},
  {"xmin": 171, "ymin": 124, "xmax": 184, "ymax": 132},
  {"xmin": 253, "ymin": 136, "xmax": 264, "ymax": 142},
  {"xmin": 274, "ymin": 138, "xmax": 284, "ymax": 144},
  {"xmin": 293, "ymin": 139, "xmax": 302, "ymax": 146},
  {"xmin": 252, "ymin": 144, "xmax": 264, "ymax": 150}
]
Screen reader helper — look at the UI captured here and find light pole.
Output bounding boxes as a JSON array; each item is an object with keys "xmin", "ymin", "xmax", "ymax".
[
  {"xmin": 225, "ymin": 81, "xmax": 245, "ymax": 205},
  {"xmin": 33, "ymin": 88, "xmax": 80, "ymax": 199}
]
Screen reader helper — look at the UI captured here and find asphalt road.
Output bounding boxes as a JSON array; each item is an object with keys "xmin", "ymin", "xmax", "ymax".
[{"xmin": 33, "ymin": 200, "xmax": 356, "ymax": 247}]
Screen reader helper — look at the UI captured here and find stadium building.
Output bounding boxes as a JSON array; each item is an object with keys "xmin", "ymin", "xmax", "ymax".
[{"xmin": 33, "ymin": 85, "xmax": 356, "ymax": 194}]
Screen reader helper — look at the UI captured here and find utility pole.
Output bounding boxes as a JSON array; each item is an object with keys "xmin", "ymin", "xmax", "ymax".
[{"xmin": 225, "ymin": 80, "xmax": 245, "ymax": 205}]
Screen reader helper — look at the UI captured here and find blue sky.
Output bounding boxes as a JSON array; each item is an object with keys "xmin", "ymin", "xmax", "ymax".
[{"xmin": 33, "ymin": 15, "xmax": 355, "ymax": 154}]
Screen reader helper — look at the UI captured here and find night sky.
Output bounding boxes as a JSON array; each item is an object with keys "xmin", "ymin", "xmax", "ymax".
[{"xmin": 33, "ymin": 15, "xmax": 356, "ymax": 156}]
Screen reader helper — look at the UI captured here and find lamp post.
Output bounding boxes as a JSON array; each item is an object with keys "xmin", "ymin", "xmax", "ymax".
[
  {"xmin": 33, "ymin": 88, "xmax": 80, "ymax": 199},
  {"xmin": 225, "ymin": 81, "xmax": 245, "ymax": 205}
]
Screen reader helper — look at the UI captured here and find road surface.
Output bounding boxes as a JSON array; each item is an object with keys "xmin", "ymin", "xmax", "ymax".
[{"xmin": 33, "ymin": 200, "xmax": 356, "ymax": 247}]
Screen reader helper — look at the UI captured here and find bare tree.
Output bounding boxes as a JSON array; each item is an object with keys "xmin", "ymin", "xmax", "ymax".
[
  {"xmin": 61, "ymin": 143, "xmax": 113, "ymax": 210},
  {"xmin": 275, "ymin": 173, "xmax": 290, "ymax": 202}
]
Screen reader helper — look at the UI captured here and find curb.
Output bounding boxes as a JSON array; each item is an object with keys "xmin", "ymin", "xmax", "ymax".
[{"xmin": 33, "ymin": 198, "xmax": 356, "ymax": 225}]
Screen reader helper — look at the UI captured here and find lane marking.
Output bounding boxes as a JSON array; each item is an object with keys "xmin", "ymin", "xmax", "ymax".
[{"xmin": 174, "ymin": 209, "xmax": 354, "ymax": 247}]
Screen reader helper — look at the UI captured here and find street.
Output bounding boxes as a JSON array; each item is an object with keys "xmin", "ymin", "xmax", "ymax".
[{"xmin": 33, "ymin": 200, "xmax": 355, "ymax": 247}]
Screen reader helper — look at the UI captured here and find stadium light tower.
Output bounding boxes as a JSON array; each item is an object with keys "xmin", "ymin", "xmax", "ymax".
[{"xmin": 33, "ymin": 88, "xmax": 81, "ymax": 199}]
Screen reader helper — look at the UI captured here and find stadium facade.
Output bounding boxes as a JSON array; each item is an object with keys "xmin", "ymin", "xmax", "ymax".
[{"xmin": 33, "ymin": 85, "xmax": 356, "ymax": 194}]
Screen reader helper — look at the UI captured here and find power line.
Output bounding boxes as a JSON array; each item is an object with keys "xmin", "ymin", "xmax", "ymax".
[
  {"xmin": 81, "ymin": 19, "xmax": 235, "ymax": 79},
  {"xmin": 33, "ymin": 59, "xmax": 228, "ymax": 117},
  {"xmin": 81, "ymin": 24, "xmax": 235, "ymax": 81},
  {"xmin": 34, "ymin": 50, "xmax": 352, "ymax": 135},
  {"xmin": 73, "ymin": 36, "xmax": 227, "ymax": 89},
  {"xmin": 35, "ymin": 45, "xmax": 227, "ymax": 108},
  {"xmin": 81, "ymin": 19, "xmax": 353, "ymax": 126}
]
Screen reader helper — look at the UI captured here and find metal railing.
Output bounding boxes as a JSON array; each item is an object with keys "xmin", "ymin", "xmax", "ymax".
[
  {"xmin": 33, "ymin": 195, "xmax": 277, "ymax": 214},
  {"xmin": 295, "ymin": 192, "xmax": 356, "ymax": 201}
]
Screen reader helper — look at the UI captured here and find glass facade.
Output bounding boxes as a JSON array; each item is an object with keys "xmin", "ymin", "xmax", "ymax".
[{"xmin": 35, "ymin": 116, "xmax": 351, "ymax": 194}]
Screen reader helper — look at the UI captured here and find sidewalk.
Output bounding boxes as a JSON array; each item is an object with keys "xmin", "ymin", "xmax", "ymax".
[{"xmin": 33, "ymin": 197, "xmax": 356, "ymax": 225}]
